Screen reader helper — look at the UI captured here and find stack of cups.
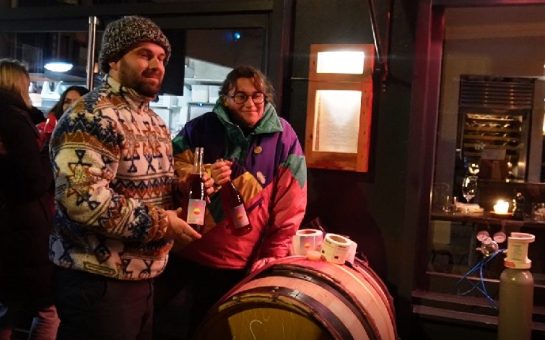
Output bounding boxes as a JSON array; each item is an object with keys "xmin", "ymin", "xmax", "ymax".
[
  {"xmin": 291, "ymin": 229, "xmax": 359, "ymax": 265},
  {"xmin": 291, "ymin": 229, "xmax": 324, "ymax": 256},
  {"xmin": 320, "ymin": 233, "xmax": 358, "ymax": 264}
]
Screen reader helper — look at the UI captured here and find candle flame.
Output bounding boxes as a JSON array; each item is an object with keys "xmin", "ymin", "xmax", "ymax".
[{"xmin": 494, "ymin": 199, "xmax": 509, "ymax": 214}]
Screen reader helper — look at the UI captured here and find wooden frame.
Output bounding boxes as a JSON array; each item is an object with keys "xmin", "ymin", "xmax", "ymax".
[{"xmin": 304, "ymin": 43, "xmax": 375, "ymax": 172}]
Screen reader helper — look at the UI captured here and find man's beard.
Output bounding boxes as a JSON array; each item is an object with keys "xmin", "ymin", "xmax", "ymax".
[{"xmin": 118, "ymin": 61, "xmax": 163, "ymax": 98}]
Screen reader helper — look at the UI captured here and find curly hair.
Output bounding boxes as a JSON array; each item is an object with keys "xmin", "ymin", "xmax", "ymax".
[{"xmin": 219, "ymin": 65, "xmax": 275, "ymax": 106}]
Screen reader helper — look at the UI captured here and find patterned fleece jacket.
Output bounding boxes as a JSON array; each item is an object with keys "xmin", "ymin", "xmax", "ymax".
[
  {"xmin": 49, "ymin": 76, "xmax": 174, "ymax": 280},
  {"xmin": 172, "ymin": 100, "xmax": 307, "ymax": 269}
]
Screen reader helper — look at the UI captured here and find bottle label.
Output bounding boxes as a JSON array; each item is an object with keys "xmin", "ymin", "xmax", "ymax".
[
  {"xmin": 232, "ymin": 204, "xmax": 249, "ymax": 229},
  {"xmin": 187, "ymin": 199, "xmax": 206, "ymax": 225}
]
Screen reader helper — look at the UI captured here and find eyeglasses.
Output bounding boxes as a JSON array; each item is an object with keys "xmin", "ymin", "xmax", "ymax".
[{"xmin": 230, "ymin": 92, "xmax": 265, "ymax": 104}]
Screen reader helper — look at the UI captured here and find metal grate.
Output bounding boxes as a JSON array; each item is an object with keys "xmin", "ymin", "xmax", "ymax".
[
  {"xmin": 459, "ymin": 75, "xmax": 535, "ymax": 110},
  {"xmin": 458, "ymin": 75, "xmax": 535, "ymax": 181}
]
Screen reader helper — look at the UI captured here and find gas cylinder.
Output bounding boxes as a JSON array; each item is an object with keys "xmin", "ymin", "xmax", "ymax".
[{"xmin": 497, "ymin": 232, "xmax": 535, "ymax": 340}]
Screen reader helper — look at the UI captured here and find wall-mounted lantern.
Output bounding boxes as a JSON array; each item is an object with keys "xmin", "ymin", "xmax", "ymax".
[{"xmin": 305, "ymin": 44, "xmax": 375, "ymax": 172}]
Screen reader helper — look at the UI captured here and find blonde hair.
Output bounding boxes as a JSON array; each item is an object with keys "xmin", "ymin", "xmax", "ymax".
[{"xmin": 0, "ymin": 58, "xmax": 31, "ymax": 107}]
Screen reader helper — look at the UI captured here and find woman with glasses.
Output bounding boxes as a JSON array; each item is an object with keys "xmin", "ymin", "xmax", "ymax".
[{"xmin": 154, "ymin": 65, "xmax": 307, "ymax": 340}]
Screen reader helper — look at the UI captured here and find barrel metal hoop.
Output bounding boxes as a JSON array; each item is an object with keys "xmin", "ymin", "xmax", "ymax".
[
  {"xmin": 235, "ymin": 285, "xmax": 354, "ymax": 340},
  {"xmin": 348, "ymin": 260, "xmax": 398, "ymax": 331},
  {"xmin": 255, "ymin": 265, "xmax": 379, "ymax": 340}
]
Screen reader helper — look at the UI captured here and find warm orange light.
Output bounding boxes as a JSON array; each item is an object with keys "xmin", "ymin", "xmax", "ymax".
[
  {"xmin": 494, "ymin": 199, "xmax": 509, "ymax": 214},
  {"xmin": 316, "ymin": 51, "xmax": 365, "ymax": 74},
  {"xmin": 305, "ymin": 44, "xmax": 375, "ymax": 173},
  {"xmin": 312, "ymin": 90, "xmax": 362, "ymax": 153}
]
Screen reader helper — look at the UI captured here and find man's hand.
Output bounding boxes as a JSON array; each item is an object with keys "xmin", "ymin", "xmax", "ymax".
[{"xmin": 164, "ymin": 209, "xmax": 201, "ymax": 244}]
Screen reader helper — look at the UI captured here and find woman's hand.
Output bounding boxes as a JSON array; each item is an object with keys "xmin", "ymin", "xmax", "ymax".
[
  {"xmin": 210, "ymin": 159, "xmax": 233, "ymax": 187},
  {"xmin": 201, "ymin": 171, "xmax": 215, "ymax": 196}
]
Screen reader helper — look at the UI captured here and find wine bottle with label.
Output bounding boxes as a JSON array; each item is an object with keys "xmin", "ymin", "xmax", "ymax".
[
  {"xmin": 184, "ymin": 147, "xmax": 206, "ymax": 233},
  {"xmin": 221, "ymin": 180, "xmax": 252, "ymax": 236}
]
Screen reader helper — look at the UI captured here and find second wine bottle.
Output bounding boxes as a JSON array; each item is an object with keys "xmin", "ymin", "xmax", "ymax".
[{"xmin": 221, "ymin": 180, "xmax": 252, "ymax": 236}]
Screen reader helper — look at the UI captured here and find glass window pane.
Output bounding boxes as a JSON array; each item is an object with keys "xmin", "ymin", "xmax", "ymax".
[
  {"xmin": 312, "ymin": 90, "xmax": 361, "ymax": 153},
  {"xmin": 0, "ymin": 31, "xmax": 89, "ymax": 113},
  {"xmin": 316, "ymin": 51, "xmax": 365, "ymax": 74},
  {"xmin": 170, "ymin": 28, "xmax": 264, "ymax": 137}
]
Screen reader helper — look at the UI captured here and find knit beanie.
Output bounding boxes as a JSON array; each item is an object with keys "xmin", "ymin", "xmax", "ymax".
[{"xmin": 99, "ymin": 16, "xmax": 171, "ymax": 73}]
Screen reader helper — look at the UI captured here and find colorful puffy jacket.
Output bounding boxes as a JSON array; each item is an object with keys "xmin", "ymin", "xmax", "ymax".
[{"xmin": 172, "ymin": 101, "xmax": 307, "ymax": 269}]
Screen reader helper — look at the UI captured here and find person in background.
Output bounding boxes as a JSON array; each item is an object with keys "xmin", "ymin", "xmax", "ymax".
[
  {"xmin": 37, "ymin": 85, "xmax": 89, "ymax": 146},
  {"xmin": 154, "ymin": 65, "xmax": 307, "ymax": 339},
  {"xmin": 0, "ymin": 58, "xmax": 59, "ymax": 339},
  {"xmin": 49, "ymin": 85, "xmax": 89, "ymax": 120},
  {"xmin": 49, "ymin": 16, "xmax": 211, "ymax": 340}
]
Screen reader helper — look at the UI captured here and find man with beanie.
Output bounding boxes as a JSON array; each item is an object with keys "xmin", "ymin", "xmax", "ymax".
[{"xmin": 49, "ymin": 16, "xmax": 211, "ymax": 340}]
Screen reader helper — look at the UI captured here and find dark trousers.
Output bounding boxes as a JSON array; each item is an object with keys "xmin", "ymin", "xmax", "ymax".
[
  {"xmin": 55, "ymin": 268, "xmax": 154, "ymax": 340},
  {"xmin": 153, "ymin": 257, "xmax": 246, "ymax": 340}
]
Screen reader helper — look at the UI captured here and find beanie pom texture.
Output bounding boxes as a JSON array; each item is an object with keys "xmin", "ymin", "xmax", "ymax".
[{"xmin": 99, "ymin": 16, "xmax": 171, "ymax": 73}]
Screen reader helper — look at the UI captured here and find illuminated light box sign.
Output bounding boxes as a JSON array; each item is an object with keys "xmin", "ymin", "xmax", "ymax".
[{"xmin": 305, "ymin": 44, "xmax": 375, "ymax": 172}]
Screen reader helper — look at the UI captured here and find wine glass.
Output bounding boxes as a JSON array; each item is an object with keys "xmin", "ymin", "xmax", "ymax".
[{"xmin": 461, "ymin": 175, "xmax": 478, "ymax": 203}]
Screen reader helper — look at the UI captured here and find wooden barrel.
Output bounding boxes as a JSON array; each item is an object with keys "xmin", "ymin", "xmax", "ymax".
[{"xmin": 195, "ymin": 256, "xmax": 397, "ymax": 340}]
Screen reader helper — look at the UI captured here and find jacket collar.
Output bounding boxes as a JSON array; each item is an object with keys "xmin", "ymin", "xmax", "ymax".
[
  {"xmin": 0, "ymin": 89, "xmax": 41, "ymax": 136},
  {"xmin": 0, "ymin": 88, "xmax": 27, "ymax": 110}
]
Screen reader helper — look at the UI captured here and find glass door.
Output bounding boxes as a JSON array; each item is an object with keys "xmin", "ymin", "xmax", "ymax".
[{"xmin": 0, "ymin": 30, "xmax": 91, "ymax": 114}]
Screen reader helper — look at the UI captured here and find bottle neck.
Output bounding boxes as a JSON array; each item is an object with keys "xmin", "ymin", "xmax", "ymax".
[{"xmin": 193, "ymin": 147, "xmax": 204, "ymax": 175}]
